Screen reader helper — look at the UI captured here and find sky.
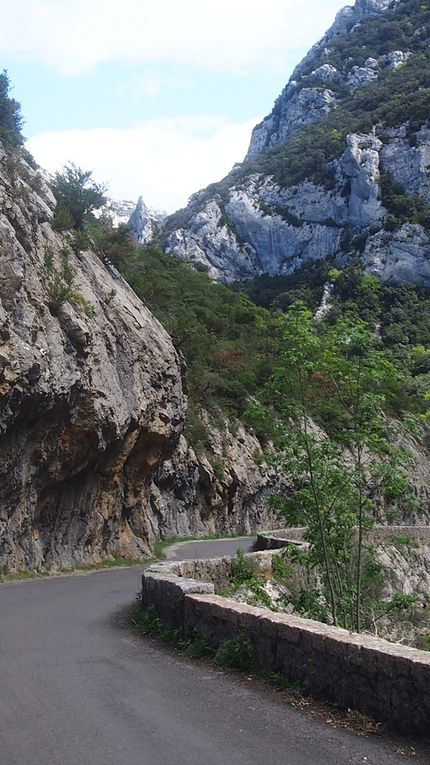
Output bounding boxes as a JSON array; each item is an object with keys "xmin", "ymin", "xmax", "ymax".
[{"xmin": 0, "ymin": 0, "xmax": 348, "ymax": 212}]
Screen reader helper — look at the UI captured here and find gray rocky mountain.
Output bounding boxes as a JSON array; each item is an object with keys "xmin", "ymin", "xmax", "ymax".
[{"xmin": 162, "ymin": 0, "xmax": 430, "ymax": 285}]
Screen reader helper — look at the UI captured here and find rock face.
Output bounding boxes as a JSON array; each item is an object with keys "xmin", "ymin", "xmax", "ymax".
[
  {"xmin": 149, "ymin": 419, "xmax": 283, "ymax": 544},
  {"xmin": 99, "ymin": 198, "xmax": 137, "ymax": 228},
  {"xmin": 0, "ymin": 148, "xmax": 280, "ymax": 572},
  {"xmin": 163, "ymin": 0, "xmax": 430, "ymax": 285},
  {"xmin": 0, "ymin": 145, "xmax": 187, "ymax": 572}
]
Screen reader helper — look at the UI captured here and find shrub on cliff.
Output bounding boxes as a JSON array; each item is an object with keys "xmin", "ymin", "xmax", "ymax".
[
  {"xmin": 0, "ymin": 70, "xmax": 23, "ymax": 149},
  {"xmin": 52, "ymin": 164, "xmax": 107, "ymax": 230}
]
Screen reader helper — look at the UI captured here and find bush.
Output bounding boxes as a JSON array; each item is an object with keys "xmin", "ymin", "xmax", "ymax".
[
  {"xmin": 52, "ymin": 164, "xmax": 107, "ymax": 230},
  {"xmin": 42, "ymin": 247, "xmax": 76, "ymax": 313},
  {"xmin": 214, "ymin": 635, "xmax": 256, "ymax": 672},
  {"xmin": 0, "ymin": 70, "xmax": 23, "ymax": 148}
]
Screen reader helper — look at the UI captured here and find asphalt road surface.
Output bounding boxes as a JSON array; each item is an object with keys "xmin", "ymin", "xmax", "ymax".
[
  {"xmin": 166, "ymin": 536, "xmax": 255, "ymax": 560},
  {"xmin": 0, "ymin": 545, "xmax": 426, "ymax": 765}
]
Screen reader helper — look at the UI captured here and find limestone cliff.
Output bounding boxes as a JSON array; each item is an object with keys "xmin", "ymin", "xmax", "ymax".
[
  {"xmin": 165, "ymin": 126, "xmax": 430, "ymax": 283},
  {"xmin": 0, "ymin": 147, "xmax": 279, "ymax": 573},
  {"xmin": 159, "ymin": 0, "xmax": 430, "ymax": 284},
  {"xmin": 128, "ymin": 197, "xmax": 166, "ymax": 245},
  {"xmin": 0, "ymin": 145, "xmax": 188, "ymax": 572}
]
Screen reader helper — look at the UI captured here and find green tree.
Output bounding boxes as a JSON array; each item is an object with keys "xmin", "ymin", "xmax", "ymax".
[
  {"xmin": 52, "ymin": 164, "xmax": 107, "ymax": 230},
  {"xmin": 0, "ymin": 70, "xmax": 23, "ymax": 148},
  {"xmin": 267, "ymin": 303, "xmax": 412, "ymax": 632}
]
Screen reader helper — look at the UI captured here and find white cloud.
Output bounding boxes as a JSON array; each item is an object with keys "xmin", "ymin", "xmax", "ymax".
[
  {"xmin": 27, "ymin": 116, "xmax": 258, "ymax": 211},
  {"xmin": 1, "ymin": 0, "xmax": 347, "ymax": 75}
]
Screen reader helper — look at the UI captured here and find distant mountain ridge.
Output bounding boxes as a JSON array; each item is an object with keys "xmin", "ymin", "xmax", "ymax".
[{"xmin": 153, "ymin": 0, "xmax": 430, "ymax": 285}]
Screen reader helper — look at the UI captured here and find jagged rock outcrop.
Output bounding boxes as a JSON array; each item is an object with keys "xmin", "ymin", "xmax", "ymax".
[
  {"xmin": 100, "ymin": 198, "xmax": 137, "ymax": 227},
  {"xmin": 0, "ymin": 148, "xmax": 281, "ymax": 572},
  {"xmin": 163, "ymin": 0, "xmax": 430, "ymax": 285},
  {"xmin": 128, "ymin": 197, "xmax": 166, "ymax": 245}
]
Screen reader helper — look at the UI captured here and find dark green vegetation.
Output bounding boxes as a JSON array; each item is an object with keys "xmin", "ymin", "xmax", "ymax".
[
  {"xmin": 47, "ymin": 164, "xmax": 430, "ymax": 465},
  {"xmin": 0, "ymin": 70, "xmax": 23, "ymax": 149},
  {"xmin": 52, "ymin": 164, "xmax": 107, "ymax": 231},
  {"xmin": 255, "ymin": 305, "xmax": 420, "ymax": 632},
  {"xmin": 51, "ymin": 182, "xmax": 430, "ymax": 441},
  {"xmin": 105, "ymin": 241, "xmax": 429, "ymax": 437},
  {"xmin": 131, "ymin": 602, "xmax": 294, "ymax": 681},
  {"xmin": 122, "ymin": 246, "xmax": 281, "ymax": 426},
  {"xmin": 380, "ymin": 172, "xmax": 430, "ymax": 233},
  {"xmin": 236, "ymin": 264, "xmax": 430, "ymax": 423},
  {"xmin": 221, "ymin": 548, "xmax": 428, "ymax": 645},
  {"xmin": 217, "ymin": 550, "xmax": 273, "ymax": 608}
]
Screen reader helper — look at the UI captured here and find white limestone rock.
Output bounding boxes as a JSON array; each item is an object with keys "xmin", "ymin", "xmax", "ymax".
[
  {"xmin": 246, "ymin": 86, "xmax": 336, "ymax": 161},
  {"xmin": 128, "ymin": 196, "xmax": 167, "ymax": 245},
  {"xmin": 165, "ymin": 125, "xmax": 430, "ymax": 286},
  {"xmin": 381, "ymin": 125, "xmax": 430, "ymax": 203},
  {"xmin": 364, "ymin": 223, "xmax": 430, "ymax": 284},
  {"xmin": 246, "ymin": 0, "xmax": 401, "ymax": 161}
]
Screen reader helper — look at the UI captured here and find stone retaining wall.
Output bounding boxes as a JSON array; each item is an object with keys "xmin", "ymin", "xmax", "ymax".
[{"xmin": 141, "ymin": 551, "xmax": 430, "ymax": 736}]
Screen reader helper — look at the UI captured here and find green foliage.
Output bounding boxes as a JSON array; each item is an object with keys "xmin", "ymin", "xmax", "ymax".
[
  {"xmin": 263, "ymin": 303, "xmax": 414, "ymax": 632},
  {"xmin": 421, "ymin": 634, "xmax": 430, "ymax": 651},
  {"xmin": 239, "ymin": 263, "xmax": 430, "ymax": 422},
  {"xmin": 380, "ymin": 172, "xmax": 430, "ymax": 232},
  {"xmin": 122, "ymin": 245, "xmax": 281, "ymax": 423},
  {"xmin": 42, "ymin": 246, "xmax": 77, "ymax": 313},
  {"xmin": 86, "ymin": 218, "xmax": 137, "ymax": 269},
  {"xmin": 52, "ymin": 164, "xmax": 107, "ymax": 230},
  {"xmin": 229, "ymin": 549, "xmax": 258, "ymax": 586},
  {"xmin": 183, "ymin": 405, "xmax": 211, "ymax": 453},
  {"xmin": 164, "ymin": 0, "xmax": 430, "ymax": 243},
  {"xmin": 131, "ymin": 604, "xmax": 257, "ymax": 668},
  {"xmin": 41, "ymin": 245, "xmax": 95, "ymax": 318},
  {"xmin": 131, "ymin": 603, "xmax": 259, "ymax": 665},
  {"xmin": 271, "ymin": 552, "xmax": 293, "ymax": 583},
  {"xmin": 389, "ymin": 533, "xmax": 418, "ymax": 549},
  {"xmin": 233, "ymin": 262, "xmax": 328, "ymax": 313},
  {"xmin": 214, "ymin": 635, "xmax": 256, "ymax": 672},
  {"xmin": 219, "ymin": 550, "xmax": 273, "ymax": 608},
  {"xmin": 210, "ymin": 457, "xmax": 226, "ymax": 482},
  {"xmin": 130, "ymin": 603, "xmax": 182, "ymax": 643},
  {"xmin": 0, "ymin": 70, "xmax": 23, "ymax": 148}
]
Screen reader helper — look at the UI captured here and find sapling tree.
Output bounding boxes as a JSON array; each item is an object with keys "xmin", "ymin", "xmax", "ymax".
[{"xmin": 265, "ymin": 303, "xmax": 412, "ymax": 632}]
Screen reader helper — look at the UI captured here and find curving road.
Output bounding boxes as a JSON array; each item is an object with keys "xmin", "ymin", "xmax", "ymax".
[
  {"xmin": 166, "ymin": 535, "xmax": 255, "ymax": 561},
  {"xmin": 0, "ymin": 540, "xmax": 426, "ymax": 765}
]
